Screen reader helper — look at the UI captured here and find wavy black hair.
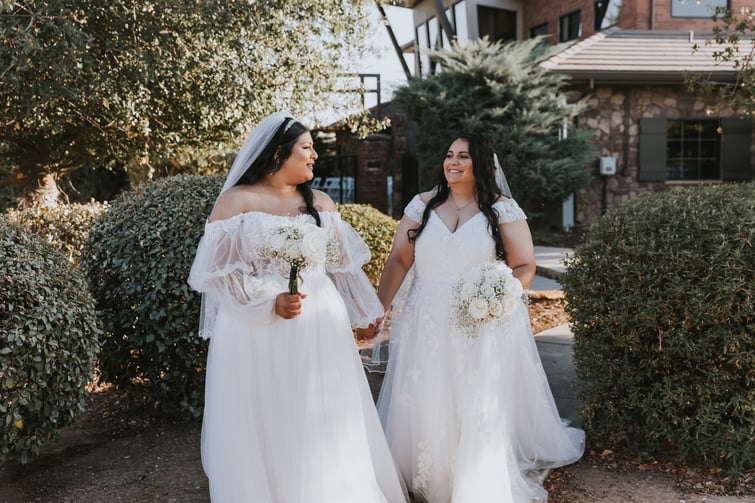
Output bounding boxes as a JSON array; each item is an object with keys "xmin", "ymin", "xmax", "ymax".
[
  {"xmin": 234, "ymin": 119, "xmax": 320, "ymax": 226},
  {"xmin": 408, "ymin": 133, "xmax": 506, "ymax": 260}
]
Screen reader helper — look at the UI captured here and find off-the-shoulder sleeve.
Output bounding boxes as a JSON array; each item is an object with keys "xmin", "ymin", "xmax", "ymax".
[
  {"xmin": 404, "ymin": 194, "xmax": 425, "ymax": 222},
  {"xmin": 187, "ymin": 217, "xmax": 280, "ymax": 338},
  {"xmin": 322, "ymin": 212, "xmax": 385, "ymax": 329},
  {"xmin": 494, "ymin": 198, "xmax": 527, "ymax": 224}
]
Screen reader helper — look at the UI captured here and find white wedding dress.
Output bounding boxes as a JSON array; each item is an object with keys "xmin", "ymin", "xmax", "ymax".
[
  {"xmin": 377, "ymin": 195, "xmax": 584, "ymax": 503},
  {"xmin": 188, "ymin": 211, "xmax": 407, "ymax": 503}
]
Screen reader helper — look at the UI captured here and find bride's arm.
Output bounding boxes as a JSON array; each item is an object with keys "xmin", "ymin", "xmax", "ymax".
[
  {"xmin": 499, "ymin": 219, "xmax": 536, "ymax": 289},
  {"xmin": 377, "ymin": 215, "xmax": 417, "ymax": 312}
]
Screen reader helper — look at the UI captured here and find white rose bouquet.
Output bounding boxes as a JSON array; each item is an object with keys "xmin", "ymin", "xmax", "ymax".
[
  {"xmin": 450, "ymin": 261, "xmax": 524, "ymax": 339},
  {"xmin": 264, "ymin": 217, "xmax": 339, "ymax": 294}
]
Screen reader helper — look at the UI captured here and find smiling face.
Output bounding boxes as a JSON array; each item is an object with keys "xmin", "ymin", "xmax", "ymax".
[
  {"xmin": 444, "ymin": 137, "xmax": 475, "ymax": 187},
  {"xmin": 278, "ymin": 131, "xmax": 318, "ymax": 184}
]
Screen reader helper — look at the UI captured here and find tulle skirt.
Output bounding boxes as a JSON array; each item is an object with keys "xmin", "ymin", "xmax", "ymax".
[
  {"xmin": 202, "ymin": 272, "xmax": 406, "ymax": 502},
  {"xmin": 377, "ymin": 279, "xmax": 584, "ymax": 503}
]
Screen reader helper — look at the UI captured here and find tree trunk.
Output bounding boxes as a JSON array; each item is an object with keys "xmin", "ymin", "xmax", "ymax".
[{"xmin": 18, "ymin": 173, "xmax": 61, "ymax": 208}]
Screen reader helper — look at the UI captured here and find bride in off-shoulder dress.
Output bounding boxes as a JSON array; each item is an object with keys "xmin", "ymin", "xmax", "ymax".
[{"xmin": 189, "ymin": 111, "xmax": 406, "ymax": 503}]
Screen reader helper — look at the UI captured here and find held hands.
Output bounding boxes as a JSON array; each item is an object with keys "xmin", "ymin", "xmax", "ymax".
[
  {"xmin": 355, "ymin": 317, "xmax": 384, "ymax": 342},
  {"xmin": 274, "ymin": 292, "xmax": 307, "ymax": 319}
]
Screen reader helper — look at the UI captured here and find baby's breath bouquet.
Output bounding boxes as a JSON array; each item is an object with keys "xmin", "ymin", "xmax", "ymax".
[
  {"xmin": 450, "ymin": 261, "xmax": 524, "ymax": 339},
  {"xmin": 264, "ymin": 216, "xmax": 339, "ymax": 294}
]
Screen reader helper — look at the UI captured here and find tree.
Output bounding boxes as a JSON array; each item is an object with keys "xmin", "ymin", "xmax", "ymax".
[
  {"xmin": 689, "ymin": 6, "xmax": 755, "ymax": 115},
  {"xmin": 0, "ymin": 0, "xmax": 377, "ymax": 205},
  {"xmin": 392, "ymin": 37, "xmax": 593, "ymax": 217}
]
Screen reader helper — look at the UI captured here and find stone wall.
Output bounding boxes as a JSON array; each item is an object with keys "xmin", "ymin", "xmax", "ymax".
[{"xmin": 575, "ymin": 84, "xmax": 755, "ymax": 225}]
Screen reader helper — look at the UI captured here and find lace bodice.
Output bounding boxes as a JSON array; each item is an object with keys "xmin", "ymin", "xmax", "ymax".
[{"xmin": 404, "ymin": 194, "xmax": 527, "ymax": 285}]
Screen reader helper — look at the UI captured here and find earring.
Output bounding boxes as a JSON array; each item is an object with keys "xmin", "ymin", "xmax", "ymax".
[{"xmin": 266, "ymin": 158, "xmax": 282, "ymax": 174}]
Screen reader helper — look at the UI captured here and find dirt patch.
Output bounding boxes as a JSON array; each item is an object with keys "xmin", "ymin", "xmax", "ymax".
[
  {"xmin": 1, "ymin": 298, "xmax": 753, "ymax": 503},
  {"xmin": 528, "ymin": 289, "xmax": 569, "ymax": 335}
]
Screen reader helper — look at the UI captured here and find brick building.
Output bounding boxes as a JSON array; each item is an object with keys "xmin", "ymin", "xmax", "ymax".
[{"xmin": 353, "ymin": 0, "xmax": 753, "ymax": 225}]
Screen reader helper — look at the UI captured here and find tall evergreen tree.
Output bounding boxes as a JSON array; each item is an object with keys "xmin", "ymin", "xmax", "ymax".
[{"xmin": 393, "ymin": 37, "xmax": 594, "ymax": 216}]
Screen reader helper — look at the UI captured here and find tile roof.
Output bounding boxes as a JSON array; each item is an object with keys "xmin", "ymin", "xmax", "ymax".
[{"xmin": 540, "ymin": 28, "xmax": 740, "ymax": 84}]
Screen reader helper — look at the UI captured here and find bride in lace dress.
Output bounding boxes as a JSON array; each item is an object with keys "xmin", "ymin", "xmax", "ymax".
[
  {"xmin": 188, "ymin": 111, "xmax": 407, "ymax": 502},
  {"xmin": 372, "ymin": 133, "xmax": 584, "ymax": 502}
]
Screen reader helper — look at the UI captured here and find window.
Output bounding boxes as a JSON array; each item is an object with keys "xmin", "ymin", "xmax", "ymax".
[
  {"xmin": 441, "ymin": 7, "xmax": 453, "ymax": 48},
  {"xmin": 427, "ymin": 17, "xmax": 440, "ymax": 74},
  {"xmin": 666, "ymin": 120, "xmax": 721, "ymax": 180},
  {"xmin": 477, "ymin": 6, "xmax": 517, "ymax": 43},
  {"xmin": 639, "ymin": 118, "xmax": 751, "ymax": 182},
  {"xmin": 530, "ymin": 22, "xmax": 548, "ymax": 39},
  {"xmin": 454, "ymin": 1, "xmax": 469, "ymax": 46},
  {"xmin": 416, "ymin": 23, "xmax": 429, "ymax": 77},
  {"xmin": 428, "ymin": 16, "xmax": 440, "ymax": 50},
  {"xmin": 671, "ymin": 0, "xmax": 728, "ymax": 18},
  {"xmin": 595, "ymin": 0, "xmax": 621, "ymax": 30},
  {"xmin": 559, "ymin": 10, "xmax": 581, "ymax": 42}
]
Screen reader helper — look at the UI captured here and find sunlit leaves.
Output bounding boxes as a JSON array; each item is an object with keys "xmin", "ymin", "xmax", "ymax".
[{"xmin": 1, "ymin": 0, "xmax": 376, "ymax": 188}]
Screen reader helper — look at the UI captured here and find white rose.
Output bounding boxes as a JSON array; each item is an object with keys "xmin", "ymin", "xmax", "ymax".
[
  {"xmin": 468, "ymin": 298, "xmax": 489, "ymax": 319},
  {"xmin": 483, "ymin": 267, "xmax": 502, "ymax": 284},
  {"xmin": 480, "ymin": 285, "xmax": 495, "ymax": 300},
  {"xmin": 301, "ymin": 228, "xmax": 327, "ymax": 262},
  {"xmin": 459, "ymin": 281, "xmax": 476, "ymax": 300},
  {"xmin": 285, "ymin": 241, "xmax": 302, "ymax": 260},
  {"xmin": 504, "ymin": 277, "xmax": 523, "ymax": 298},
  {"xmin": 269, "ymin": 232, "xmax": 287, "ymax": 252},
  {"xmin": 488, "ymin": 299, "xmax": 503, "ymax": 317}
]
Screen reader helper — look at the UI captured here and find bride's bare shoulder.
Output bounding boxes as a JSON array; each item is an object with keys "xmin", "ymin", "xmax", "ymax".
[
  {"xmin": 312, "ymin": 189, "xmax": 337, "ymax": 212},
  {"xmin": 209, "ymin": 186, "xmax": 261, "ymax": 222}
]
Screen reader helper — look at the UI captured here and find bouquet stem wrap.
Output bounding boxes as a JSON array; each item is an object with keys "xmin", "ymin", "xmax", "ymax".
[{"xmin": 288, "ymin": 265, "xmax": 299, "ymax": 295}]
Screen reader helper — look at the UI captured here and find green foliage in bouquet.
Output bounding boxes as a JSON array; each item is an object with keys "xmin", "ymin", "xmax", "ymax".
[
  {"xmin": 560, "ymin": 182, "xmax": 755, "ymax": 474},
  {"xmin": 337, "ymin": 204, "xmax": 398, "ymax": 289},
  {"xmin": 81, "ymin": 175, "xmax": 223, "ymax": 420},
  {"xmin": 0, "ymin": 218, "xmax": 101, "ymax": 464},
  {"xmin": 5, "ymin": 202, "xmax": 108, "ymax": 263}
]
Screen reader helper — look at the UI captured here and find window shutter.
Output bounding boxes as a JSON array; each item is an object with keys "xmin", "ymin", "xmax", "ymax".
[
  {"xmin": 638, "ymin": 118, "xmax": 667, "ymax": 181},
  {"xmin": 721, "ymin": 118, "xmax": 753, "ymax": 181}
]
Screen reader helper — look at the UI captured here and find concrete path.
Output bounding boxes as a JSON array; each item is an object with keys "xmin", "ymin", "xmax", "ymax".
[{"xmin": 530, "ymin": 246, "xmax": 580, "ymax": 427}]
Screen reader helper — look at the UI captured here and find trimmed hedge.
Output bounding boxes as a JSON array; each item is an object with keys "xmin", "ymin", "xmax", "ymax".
[
  {"xmin": 81, "ymin": 175, "xmax": 222, "ymax": 420},
  {"xmin": 337, "ymin": 203, "xmax": 398, "ymax": 289},
  {"xmin": 0, "ymin": 218, "xmax": 102, "ymax": 464},
  {"xmin": 560, "ymin": 182, "xmax": 755, "ymax": 473},
  {"xmin": 5, "ymin": 201, "xmax": 108, "ymax": 263}
]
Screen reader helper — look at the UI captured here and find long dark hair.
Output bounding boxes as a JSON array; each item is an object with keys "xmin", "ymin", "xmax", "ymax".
[
  {"xmin": 234, "ymin": 119, "xmax": 321, "ymax": 226},
  {"xmin": 408, "ymin": 133, "xmax": 506, "ymax": 260}
]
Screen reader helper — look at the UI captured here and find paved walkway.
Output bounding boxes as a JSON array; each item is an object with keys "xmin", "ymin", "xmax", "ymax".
[{"xmin": 530, "ymin": 246, "xmax": 580, "ymax": 427}]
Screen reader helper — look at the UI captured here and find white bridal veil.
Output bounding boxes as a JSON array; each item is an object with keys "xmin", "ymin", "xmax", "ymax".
[{"xmin": 215, "ymin": 110, "xmax": 297, "ymax": 204}]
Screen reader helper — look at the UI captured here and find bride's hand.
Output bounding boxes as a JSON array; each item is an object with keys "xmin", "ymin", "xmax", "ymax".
[
  {"xmin": 275, "ymin": 292, "xmax": 307, "ymax": 319},
  {"xmin": 355, "ymin": 324, "xmax": 377, "ymax": 342}
]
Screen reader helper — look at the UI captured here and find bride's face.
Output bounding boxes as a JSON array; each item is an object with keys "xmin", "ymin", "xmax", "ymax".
[
  {"xmin": 444, "ymin": 138, "xmax": 474, "ymax": 187},
  {"xmin": 279, "ymin": 132, "xmax": 318, "ymax": 184}
]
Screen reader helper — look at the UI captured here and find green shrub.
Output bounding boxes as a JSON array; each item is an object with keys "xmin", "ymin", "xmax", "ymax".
[
  {"xmin": 81, "ymin": 174, "xmax": 222, "ymax": 420},
  {"xmin": 337, "ymin": 203, "xmax": 398, "ymax": 288},
  {"xmin": 0, "ymin": 218, "xmax": 102, "ymax": 464},
  {"xmin": 560, "ymin": 183, "xmax": 755, "ymax": 473},
  {"xmin": 5, "ymin": 201, "xmax": 108, "ymax": 263}
]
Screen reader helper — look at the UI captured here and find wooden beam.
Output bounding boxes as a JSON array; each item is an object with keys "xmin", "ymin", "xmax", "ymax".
[{"xmin": 375, "ymin": 1, "xmax": 413, "ymax": 80}]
